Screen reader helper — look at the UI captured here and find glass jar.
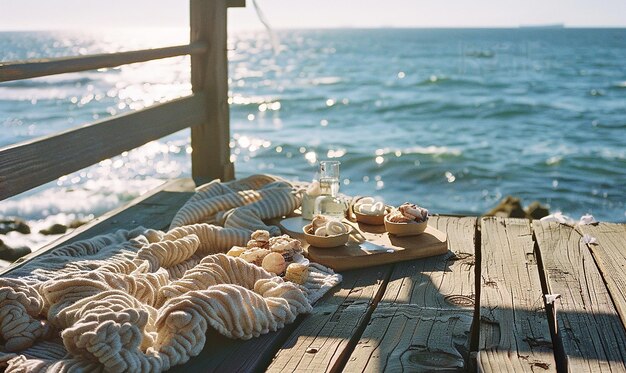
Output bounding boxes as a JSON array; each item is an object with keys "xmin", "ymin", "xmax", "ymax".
[
  {"xmin": 314, "ymin": 194, "xmax": 347, "ymax": 219},
  {"xmin": 313, "ymin": 160, "xmax": 347, "ymax": 219}
]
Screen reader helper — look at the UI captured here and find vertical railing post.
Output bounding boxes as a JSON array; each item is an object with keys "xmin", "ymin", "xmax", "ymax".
[{"xmin": 190, "ymin": 0, "xmax": 234, "ymax": 182}]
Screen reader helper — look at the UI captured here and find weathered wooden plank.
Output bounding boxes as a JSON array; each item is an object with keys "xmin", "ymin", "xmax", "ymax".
[
  {"xmin": 190, "ymin": 0, "xmax": 234, "ymax": 181},
  {"xmin": 534, "ymin": 221, "xmax": 626, "ymax": 372},
  {"xmin": 0, "ymin": 94, "xmax": 206, "ymax": 200},
  {"xmin": 478, "ymin": 217, "xmax": 556, "ymax": 372},
  {"xmin": 266, "ymin": 265, "xmax": 392, "ymax": 373},
  {"xmin": 343, "ymin": 216, "xmax": 478, "ymax": 372},
  {"xmin": 0, "ymin": 43, "xmax": 207, "ymax": 83},
  {"xmin": 577, "ymin": 223, "xmax": 626, "ymax": 335},
  {"xmin": 352, "ymin": 305, "xmax": 473, "ymax": 372},
  {"xmin": 0, "ymin": 178, "xmax": 196, "ymax": 276},
  {"xmin": 375, "ymin": 217, "xmax": 476, "ymax": 307}
]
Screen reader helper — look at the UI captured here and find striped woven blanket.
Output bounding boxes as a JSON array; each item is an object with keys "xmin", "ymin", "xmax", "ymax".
[{"xmin": 0, "ymin": 175, "xmax": 341, "ymax": 372}]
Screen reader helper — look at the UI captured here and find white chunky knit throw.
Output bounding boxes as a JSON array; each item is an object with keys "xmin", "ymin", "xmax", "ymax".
[{"xmin": 0, "ymin": 175, "xmax": 342, "ymax": 372}]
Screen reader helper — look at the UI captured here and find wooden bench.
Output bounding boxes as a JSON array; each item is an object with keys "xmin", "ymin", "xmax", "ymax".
[{"xmin": 2, "ymin": 1, "xmax": 626, "ymax": 371}]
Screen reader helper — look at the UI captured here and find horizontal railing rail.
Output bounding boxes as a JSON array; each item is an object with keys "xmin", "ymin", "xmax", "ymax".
[
  {"xmin": 0, "ymin": 42, "xmax": 208, "ymax": 83},
  {"xmin": 0, "ymin": 93, "xmax": 207, "ymax": 200}
]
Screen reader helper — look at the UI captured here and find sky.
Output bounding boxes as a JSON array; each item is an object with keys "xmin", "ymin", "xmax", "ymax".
[{"xmin": 1, "ymin": 0, "xmax": 625, "ymax": 31}]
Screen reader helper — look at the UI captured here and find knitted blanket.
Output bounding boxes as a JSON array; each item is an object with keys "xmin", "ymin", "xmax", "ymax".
[{"xmin": 0, "ymin": 175, "xmax": 342, "ymax": 372}]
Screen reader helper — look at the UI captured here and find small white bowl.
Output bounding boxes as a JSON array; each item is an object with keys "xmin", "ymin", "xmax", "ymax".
[
  {"xmin": 303, "ymin": 223, "xmax": 350, "ymax": 248},
  {"xmin": 384, "ymin": 215, "xmax": 428, "ymax": 236}
]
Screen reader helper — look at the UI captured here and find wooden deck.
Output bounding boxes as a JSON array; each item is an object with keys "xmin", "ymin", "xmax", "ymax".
[{"xmin": 4, "ymin": 179, "xmax": 626, "ymax": 372}]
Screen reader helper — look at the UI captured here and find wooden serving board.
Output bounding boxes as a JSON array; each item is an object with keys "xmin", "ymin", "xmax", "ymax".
[{"xmin": 278, "ymin": 217, "xmax": 448, "ymax": 271}]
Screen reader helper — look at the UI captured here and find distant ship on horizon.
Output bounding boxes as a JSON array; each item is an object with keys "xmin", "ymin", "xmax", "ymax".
[{"xmin": 519, "ymin": 23, "xmax": 565, "ymax": 29}]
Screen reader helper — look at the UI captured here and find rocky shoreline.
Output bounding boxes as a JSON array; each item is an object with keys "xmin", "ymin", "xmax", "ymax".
[
  {"xmin": 484, "ymin": 196, "xmax": 550, "ymax": 220},
  {"xmin": 0, "ymin": 218, "xmax": 91, "ymax": 265}
]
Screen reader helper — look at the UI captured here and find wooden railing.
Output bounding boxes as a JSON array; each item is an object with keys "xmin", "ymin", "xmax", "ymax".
[
  {"xmin": 0, "ymin": 0, "xmax": 245, "ymax": 201},
  {"xmin": 0, "ymin": 43, "xmax": 208, "ymax": 82}
]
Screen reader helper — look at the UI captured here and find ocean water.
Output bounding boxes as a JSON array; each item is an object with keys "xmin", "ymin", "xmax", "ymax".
[{"xmin": 1, "ymin": 28, "xmax": 625, "ymax": 247}]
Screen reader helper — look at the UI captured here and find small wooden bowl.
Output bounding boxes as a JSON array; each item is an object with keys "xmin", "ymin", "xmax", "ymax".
[
  {"xmin": 353, "ymin": 205, "xmax": 391, "ymax": 225},
  {"xmin": 303, "ymin": 223, "xmax": 350, "ymax": 248},
  {"xmin": 384, "ymin": 215, "xmax": 428, "ymax": 236}
]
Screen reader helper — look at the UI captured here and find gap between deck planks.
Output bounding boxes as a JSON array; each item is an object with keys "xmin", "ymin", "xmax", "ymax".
[
  {"xmin": 533, "ymin": 221, "xmax": 626, "ymax": 372},
  {"xmin": 264, "ymin": 264, "xmax": 392, "ymax": 373},
  {"xmin": 577, "ymin": 223, "xmax": 626, "ymax": 332}
]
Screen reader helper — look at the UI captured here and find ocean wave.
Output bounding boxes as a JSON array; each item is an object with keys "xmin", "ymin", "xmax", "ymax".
[
  {"xmin": 594, "ymin": 122, "xmax": 626, "ymax": 129},
  {"xmin": 545, "ymin": 156, "xmax": 563, "ymax": 166},
  {"xmin": 371, "ymin": 98, "xmax": 427, "ymax": 111},
  {"xmin": 599, "ymin": 148, "xmax": 626, "ymax": 160},
  {"xmin": 373, "ymin": 99, "xmax": 481, "ymax": 116},
  {"xmin": 368, "ymin": 146, "xmax": 462, "ymax": 157},
  {"xmin": 465, "ymin": 50, "xmax": 495, "ymax": 58},
  {"xmin": 229, "ymin": 93, "xmax": 339, "ymax": 108},
  {"xmin": 0, "ymin": 87, "xmax": 73, "ymax": 101},
  {"xmin": 310, "ymin": 77, "xmax": 343, "ymax": 85},
  {"xmin": 402, "ymin": 145, "xmax": 462, "ymax": 156},
  {"xmin": 415, "ymin": 75, "xmax": 450, "ymax": 86},
  {"xmin": 409, "ymin": 76, "xmax": 507, "ymax": 89},
  {"xmin": 0, "ymin": 74, "xmax": 107, "ymax": 100},
  {"xmin": 0, "ymin": 176, "xmax": 166, "ymax": 220},
  {"xmin": 477, "ymin": 99, "xmax": 585, "ymax": 119},
  {"xmin": 1, "ymin": 76, "xmax": 96, "ymax": 88},
  {"xmin": 479, "ymin": 105, "xmax": 536, "ymax": 119},
  {"xmin": 0, "ymin": 186, "xmax": 131, "ymax": 220}
]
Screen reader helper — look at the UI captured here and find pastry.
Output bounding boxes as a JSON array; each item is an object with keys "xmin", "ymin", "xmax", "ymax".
[
  {"xmin": 310, "ymin": 215, "xmax": 328, "ymax": 231},
  {"xmin": 308, "ymin": 218, "xmax": 347, "ymax": 237},
  {"xmin": 326, "ymin": 220, "xmax": 347, "ymax": 235},
  {"xmin": 387, "ymin": 203, "xmax": 429, "ymax": 223},
  {"xmin": 239, "ymin": 247, "xmax": 272, "ymax": 266},
  {"xmin": 268, "ymin": 234, "xmax": 302, "ymax": 262},
  {"xmin": 284, "ymin": 263, "xmax": 309, "ymax": 285},
  {"xmin": 262, "ymin": 252, "xmax": 287, "ymax": 275},
  {"xmin": 354, "ymin": 198, "xmax": 386, "ymax": 216},
  {"xmin": 226, "ymin": 246, "xmax": 247, "ymax": 257}
]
